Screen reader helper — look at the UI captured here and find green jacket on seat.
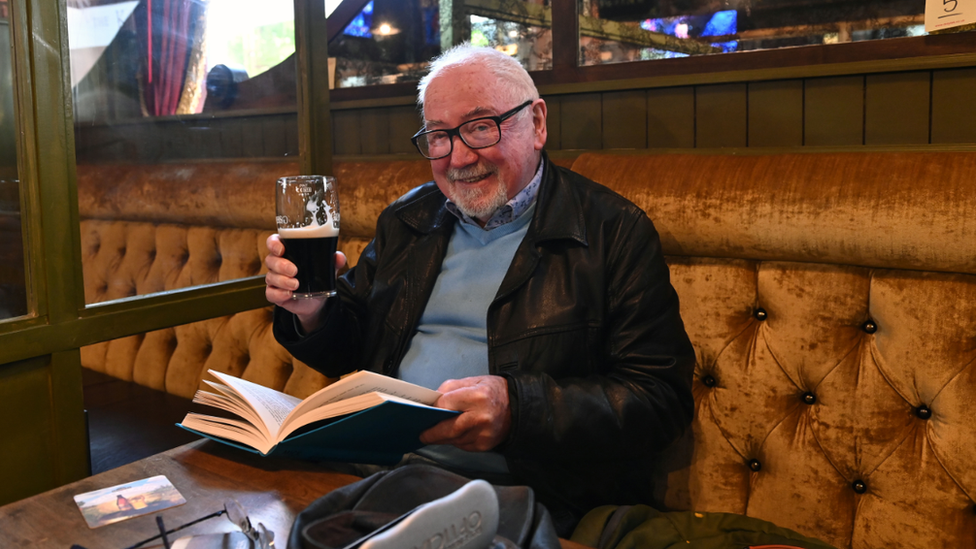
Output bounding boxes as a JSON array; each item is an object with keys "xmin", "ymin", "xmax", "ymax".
[{"xmin": 571, "ymin": 505, "xmax": 838, "ymax": 549}]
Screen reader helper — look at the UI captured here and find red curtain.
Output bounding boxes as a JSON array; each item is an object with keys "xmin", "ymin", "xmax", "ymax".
[{"xmin": 142, "ymin": 0, "xmax": 195, "ymax": 116}]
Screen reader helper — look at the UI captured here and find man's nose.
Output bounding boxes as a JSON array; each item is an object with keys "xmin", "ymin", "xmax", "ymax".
[{"xmin": 449, "ymin": 135, "xmax": 478, "ymax": 167}]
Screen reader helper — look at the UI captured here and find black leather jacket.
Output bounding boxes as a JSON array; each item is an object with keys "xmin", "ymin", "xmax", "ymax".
[{"xmin": 274, "ymin": 155, "xmax": 695, "ymax": 530}]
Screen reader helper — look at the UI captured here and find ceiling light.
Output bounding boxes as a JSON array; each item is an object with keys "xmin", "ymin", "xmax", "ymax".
[{"xmin": 373, "ymin": 22, "xmax": 400, "ymax": 36}]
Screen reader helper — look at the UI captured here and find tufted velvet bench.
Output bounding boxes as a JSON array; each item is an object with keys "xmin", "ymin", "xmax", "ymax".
[
  {"xmin": 76, "ymin": 159, "xmax": 434, "ymax": 399},
  {"xmin": 78, "ymin": 151, "xmax": 976, "ymax": 549}
]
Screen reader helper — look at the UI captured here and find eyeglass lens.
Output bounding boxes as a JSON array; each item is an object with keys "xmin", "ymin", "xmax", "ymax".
[
  {"xmin": 225, "ymin": 500, "xmax": 274, "ymax": 548},
  {"xmin": 418, "ymin": 118, "xmax": 501, "ymax": 158},
  {"xmin": 224, "ymin": 501, "xmax": 252, "ymax": 533},
  {"xmin": 114, "ymin": 500, "xmax": 274, "ymax": 549}
]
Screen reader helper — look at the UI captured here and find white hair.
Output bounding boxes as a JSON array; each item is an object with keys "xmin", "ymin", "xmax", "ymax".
[{"xmin": 417, "ymin": 43, "xmax": 540, "ymax": 114}]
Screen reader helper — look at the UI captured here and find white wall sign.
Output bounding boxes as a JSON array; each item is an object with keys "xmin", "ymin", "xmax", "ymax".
[{"xmin": 925, "ymin": 0, "xmax": 975, "ymax": 33}]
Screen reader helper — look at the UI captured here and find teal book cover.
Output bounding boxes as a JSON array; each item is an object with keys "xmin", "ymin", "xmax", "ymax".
[{"xmin": 179, "ymin": 400, "xmax": 458, "ymax": 465}]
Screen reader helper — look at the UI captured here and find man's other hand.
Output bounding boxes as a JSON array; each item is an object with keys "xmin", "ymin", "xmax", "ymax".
[
  {"xmin": 420, "ymin": 375, "xmax": 512, "ymax": 452},
  {"xmin": 264, "ymin": 233, "xmax": 346, "ymax": 332}
]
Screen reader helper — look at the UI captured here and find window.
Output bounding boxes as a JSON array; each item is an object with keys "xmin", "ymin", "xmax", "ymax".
[
  {"xmin": 68, "ymin": 0, "xmax": 299, "ymax": 306},
  {"xmin": 0, "ymin": 4, "xmax": 27, "ymax": 320},
  {"xmin": 327, "ymin": 0, "xmax": 551, "ymax": 89},
  {"xmin": 68, "ymin": 0, "xmax": 297, "ymax": 120},
  {"xmin": 579, "ymin": 0, "xmax": 927, "ymax": 66}
]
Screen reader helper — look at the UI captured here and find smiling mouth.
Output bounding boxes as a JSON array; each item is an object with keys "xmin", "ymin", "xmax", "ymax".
[
  {"xmin": 453, "ymin": 172, "xmax": 492, "ymax": 184},
  {"xmin": 457, "ymin": 173, "xmax": 491, "ymax": 185}
]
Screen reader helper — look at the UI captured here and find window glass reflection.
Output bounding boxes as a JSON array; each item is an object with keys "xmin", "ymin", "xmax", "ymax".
[
  {"xmin": 69, "ymin": 0, "xmax": 299, "ymax": 307},
  {"xmin": 329, "ymin": 0, "xmax": 442, "ymax": 88},
  {"xmin": 328, "ymin": 0, "xmax": 551, "ymax": 90},
  {"xmin": 68, "ymin": 0, "xmax": 296, "ymax": 120},
  {"xmin": 470, "ymin": 5, "xmax": 552, "ymax": 71},
  {"xmin": 0, "ymin": 3, "xmax": 29, "ymax": 320},
  {"xmin": 579, "ymin": 0, "xmax": 927, "ymax": 66}
]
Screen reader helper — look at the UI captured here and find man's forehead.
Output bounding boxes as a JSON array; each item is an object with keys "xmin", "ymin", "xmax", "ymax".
[
  {"xmin": 423, "ymin": 103, "xmax": 499, "ymax": 126},
  {"xmin": 422, "ymin": 65, "xmax": 505, "ymax": 122}
]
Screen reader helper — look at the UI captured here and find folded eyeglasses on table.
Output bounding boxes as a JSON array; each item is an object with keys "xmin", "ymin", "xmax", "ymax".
[{"xmin": 71, "ymin": 499, "xmax": 274, "ymax": 549}]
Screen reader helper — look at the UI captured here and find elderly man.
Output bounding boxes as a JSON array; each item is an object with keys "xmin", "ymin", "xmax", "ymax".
[{"xmin": 265, "ymin": 44, "xmax": 695, "ymax": 534}]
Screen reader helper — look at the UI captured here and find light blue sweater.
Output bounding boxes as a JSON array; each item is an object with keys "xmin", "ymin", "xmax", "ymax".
[
  {"xmin": 398, "ymin": 203, "xmax": 535, "ymax": 475},
  {"xmin": 399, "ymin": 202, "xmax": 535, "ymax": 389}
]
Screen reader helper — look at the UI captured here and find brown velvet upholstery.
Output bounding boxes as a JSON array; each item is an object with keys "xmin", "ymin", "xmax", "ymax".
[
  {"xmin": 77, "ymin": 160, "xmax": 430, "ymax": 399},
  {"xmin": 78, "ymin": 151, "xmax": 976, "ymax": 548},
  {"xmin": 572, "ymin": 152, "xmax": 976, "ymax": 549}
]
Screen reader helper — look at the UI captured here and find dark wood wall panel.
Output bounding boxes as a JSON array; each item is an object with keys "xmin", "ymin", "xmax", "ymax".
[
  {"xmin": 388, "ymin": 105, "xmax": 421, "ymax": 154},
  {"xmin": 285, "ymin": 118, "xmax": 300, "ymax": 156},
  {"xmin": 261, "ymin": 117, "xmax": 290, "ymax": 158},
  {"xmin": 332, "ymin": 110, "xmax": 361, "ymax": 155},
  {"xmin": 602, "ymin": 90, "xmax": 647, "ymax": 149},
  {"xmin": 804, "ymin": 76, "xmax": 864, "ymax": 147},
  {"xmin": 696, "ymin": 83, "xmax": 747, "ymax": 148},
  {"xmin": 359, "ymin": 109, "xmax": 387, "ymax": 155},
  {"xmin": 865, "ymin": 71, "xmax": 931, "ymax": 145},
  {"xmin": 201, "ymin": 123, "xmax": 223, "ymax": 158},
  {"xmin": 931, "ymin": 68, "xmax": 976, "ymax": 144},
  {"xmin": 0, "ymin": 356, "xmax": 60, "ymax": 503},
  {"xmin": 75, "ymin": 113, "xmax": 299, "ymax": 164},
  {"xmin": 74, "ymin": 65, "xmax": 976, "ymax": 163},
  {"xmin": 748, "ymin": 80, "xmax": 803, "ymax": 147},
  {"xmin": 219, "ymin": 119, "xmax": 245, "ymax": 158},
  {"xmin": 559, "ymin": 93, "xmax": 603, "ymax": 150},
  {"xmin": 646, "ymin": 87, "xmax": 695, "ymax": 149},
  {"xmin": 544, "ymin": 95, "xmax": 562, "ymax": 150},
  {"xmin": 241, "ymin": 121, "xmax": 267, "ymax": 157}
]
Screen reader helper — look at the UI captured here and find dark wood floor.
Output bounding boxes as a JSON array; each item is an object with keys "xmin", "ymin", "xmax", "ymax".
[{"xmin": 83, "ymin": 369, "xmax": 212, "ymax": 474}]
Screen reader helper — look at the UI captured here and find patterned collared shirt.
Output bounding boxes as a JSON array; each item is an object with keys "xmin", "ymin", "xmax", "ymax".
[{"xmin": 445, "ymin": 160, "xmax": 544, "ymax": 230}]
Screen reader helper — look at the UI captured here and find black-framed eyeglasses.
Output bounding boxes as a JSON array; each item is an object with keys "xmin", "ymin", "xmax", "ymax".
[
  {"xmin": 71, "ymin": 500, "xmax": 274, "ymax": 549},
  {"xmin": 411, "ymin": 100, "xmax": 533, "ymax": 160}
]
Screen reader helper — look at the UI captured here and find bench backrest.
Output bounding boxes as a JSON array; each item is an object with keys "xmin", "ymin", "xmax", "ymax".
[{"xmin": 78, "ymin": 151, "xmax": 976, "ymax": 548}]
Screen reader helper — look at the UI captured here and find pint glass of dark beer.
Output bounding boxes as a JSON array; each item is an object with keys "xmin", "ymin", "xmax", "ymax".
[{"xmin": 275, "ymin": 175, "xmax": 340, "ymax": 299}]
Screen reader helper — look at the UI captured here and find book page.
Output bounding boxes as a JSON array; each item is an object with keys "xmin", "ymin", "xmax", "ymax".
[
  {"xmin": 208, "ymin": 371, "xmax": 302, "ymax": 439},
  {"xmin": 281, "ymin": 393, "xmax": 439, "ymax": 437},
  {"xmin": 287, "ymin": 370, "xmax": 442, "ymax": 426},
  {"xmin": 181, "ymin": 413, "xmax": 274, "ymax": 454},
  {"xmin": 195, "ymin": 382, "xmax": 264, "ymax": 429}
]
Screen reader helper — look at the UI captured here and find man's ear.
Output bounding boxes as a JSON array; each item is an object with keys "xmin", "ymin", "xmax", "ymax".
[{"xmin": 531, "ymin": 98, "xmax": 548, "ymax": 151}]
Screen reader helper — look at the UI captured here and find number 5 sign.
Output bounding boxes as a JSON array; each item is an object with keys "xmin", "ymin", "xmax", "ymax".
[{"xmin": 926, "ymin": 0, "xmax": 975, "ymax": 32}]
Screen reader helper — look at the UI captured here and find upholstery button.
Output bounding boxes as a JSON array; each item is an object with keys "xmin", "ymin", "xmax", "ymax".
[
  {"xmin": 862, "ymin": 320, "xmax": 877, "ymax": 334},
  {"xmin": 754, "ymin": 308, "xmax": 767, "ymax": 321},
  {"xmin": 748, "ymin": 459, "xmax": 762, "ymax": 472},
  {"xmin": 852, "ymin": 480, "xmax": 867, "ymax": 494},
  {"xmin": 802, "ymin": 392, "xmax": 817, "ymax": 405},
  {"xmin": 702, "ymin": 375, "xmax": 717, "ymax": 388},
  {"xmin": 916, "ymin": 405, "xmax": 932, "ymax": 420}
]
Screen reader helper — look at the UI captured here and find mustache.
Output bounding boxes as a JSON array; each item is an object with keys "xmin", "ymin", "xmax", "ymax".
[{"xmin": 447, "ymin": 165, "xmax": 497, "ymax": 183}]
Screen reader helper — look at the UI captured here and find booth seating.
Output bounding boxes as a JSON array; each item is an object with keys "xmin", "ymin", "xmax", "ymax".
[{"xmin": 76, "ymin": 151, "xmax": 976, "ymax": 549}]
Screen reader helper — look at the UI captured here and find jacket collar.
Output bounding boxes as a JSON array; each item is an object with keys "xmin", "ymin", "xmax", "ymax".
[
  {"xmin": 393, "ymin": 151, "xmax": 588, "ymax": 247},
  {"xmin": 529, "ymin": 151, "xmax": 588, "ymax": 247}
]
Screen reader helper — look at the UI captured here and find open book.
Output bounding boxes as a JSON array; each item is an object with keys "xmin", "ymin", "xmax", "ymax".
[{"xmin": 178, "ymin": 370, "xmax": 458, "ymax": 465}]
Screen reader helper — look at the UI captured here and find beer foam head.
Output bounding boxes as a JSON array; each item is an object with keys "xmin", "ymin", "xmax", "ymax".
[{"xmin": 278, "ymin": 222, "xmax": 339, "ymax": 238}]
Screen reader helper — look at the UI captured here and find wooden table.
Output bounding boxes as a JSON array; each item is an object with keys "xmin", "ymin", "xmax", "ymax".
[
  {"xmin": 0, "ymin": 440, "xmax": 591, "ymax": 548},
  {"xmin": 0, "ymin": 440, "xmax": 361, "ymax": 548}
]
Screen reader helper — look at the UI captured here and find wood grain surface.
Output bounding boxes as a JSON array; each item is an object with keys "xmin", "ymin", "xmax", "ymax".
[
  {"xmin": 0, "ymin": 440, "xmax": 360, "ymax": 548},
  {"xmin": 0, "ymin": 440, "xmax": 589, "ymax": 548}
]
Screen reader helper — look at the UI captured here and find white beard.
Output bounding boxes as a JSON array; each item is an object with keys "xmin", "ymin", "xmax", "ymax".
[{"xmin": 445, "ymin": 165, "xmax": 510, "ymax": 221}]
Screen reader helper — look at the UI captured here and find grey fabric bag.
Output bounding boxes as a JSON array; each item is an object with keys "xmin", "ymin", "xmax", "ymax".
[{"xmin": 289, "ymin": 464, "xmax": 561, "ymax": 549}]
